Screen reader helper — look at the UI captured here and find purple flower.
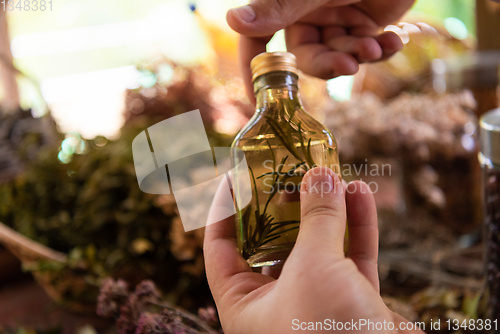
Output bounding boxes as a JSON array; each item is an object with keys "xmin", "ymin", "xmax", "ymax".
[{"xmin": 97, "ymin": 278, "xmax": 129, "ymax": 318}]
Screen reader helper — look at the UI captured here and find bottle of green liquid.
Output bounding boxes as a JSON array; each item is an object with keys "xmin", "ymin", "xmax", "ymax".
[{"xmin": 231, "ymin": 52, "xmax": 341, "ymax": 268}]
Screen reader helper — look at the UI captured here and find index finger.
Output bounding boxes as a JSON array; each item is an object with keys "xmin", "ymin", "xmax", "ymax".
[
  {"xmin": 345, "ymin": 181, "xmax": 380, "ymax": 291},
  {"xmin": 204, "ymin": 180, "xmax": 275, "ymax": 307},
  {"xmin": 239, "ymin": 35, "xmax": 272, "ymax": 103},
  {"xmin": 204, "ymin": 179, "xmax": 252, "ymax": 295}
]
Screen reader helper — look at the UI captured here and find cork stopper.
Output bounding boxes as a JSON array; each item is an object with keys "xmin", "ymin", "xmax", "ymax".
[{"xmin": 250, "ymin": 52, "xmax": 298, "ymax": 82}]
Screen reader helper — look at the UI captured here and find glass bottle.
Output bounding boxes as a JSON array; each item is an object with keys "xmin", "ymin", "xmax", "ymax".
[
  {"xmin": 477, "ymin": 108, "xmax": 500, "ymax": 329},
  {"xmin": 231, "ymin": 52, "xmax": 341, "ymax": 268}
]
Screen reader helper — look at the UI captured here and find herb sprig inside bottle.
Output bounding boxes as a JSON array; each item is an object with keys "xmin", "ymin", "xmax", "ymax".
[{"xmin": 231, "ymin": 52, "xmax": 341, "ymax": 268}]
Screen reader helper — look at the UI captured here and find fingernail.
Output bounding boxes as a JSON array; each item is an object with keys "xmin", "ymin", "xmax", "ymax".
[
  {"xmin": 306, "ymin": 170, "xmax": 334, "ymax": 195},
  {"xmin": 231, "ymin": 5, "xmax": 256, "ymax": 23}
]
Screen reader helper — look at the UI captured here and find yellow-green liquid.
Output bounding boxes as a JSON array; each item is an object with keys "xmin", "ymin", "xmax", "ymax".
[{"xmin": 235, "ymin": 132, "xmax": 340, "ymax": 267}]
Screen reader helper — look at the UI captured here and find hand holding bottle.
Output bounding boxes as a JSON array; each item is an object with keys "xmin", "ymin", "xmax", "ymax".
[
  {"xmin": 226, "ymin": 0, "xmax": 415, "ymax": 100},
  {"xmin": 204, "ymin": 167, "xmax": 423, "ymax": 333}
]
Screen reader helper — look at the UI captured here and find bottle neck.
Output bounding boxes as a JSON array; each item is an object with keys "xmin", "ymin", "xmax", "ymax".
[{"xmin": 253, "ymin": 71, "xmax": 303, "ymax": 115}]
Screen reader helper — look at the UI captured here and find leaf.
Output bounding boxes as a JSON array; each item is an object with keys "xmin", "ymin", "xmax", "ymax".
[
  {"xmin": 265, "ymin": 117, "xmax": 301, "ymax": 160},
  {"xmin": 267, "ymin": 140, "xmax": 275, "ymax": 173},
  {"xmin": 248, "ymin": 167, "xmax": 260, "ymax": 217},
  {"xmin": 256, "ymin": 171, "xmax": 286, "ymax": 179},
  {"xmin": 297, "ymin": 123, "xmax": 316, "ymax": 168},
  {"xmin": 262, "ymin": 156, "xmax": 288, "ymax": 213},
  {"xmin": 256, "ymin": 235, "xmax": 281, "ymax": 248},
  {"xmin": 263, "ymin": 226, "xmax": 299, "ymax": 242},
  {"xmin": 278, "ymin": 161, "xmax": 306, "ymax": 184},
  {"xmin": 255, "ymin": 222, "xmax": 274, "ymax": 248},
  {"xmin": 268, "ymin": 220, "xmax": 300, "ymax": 233},
  {"xmin": 306, "ymin": 138, "xmax": 317, "ymax": 168}
]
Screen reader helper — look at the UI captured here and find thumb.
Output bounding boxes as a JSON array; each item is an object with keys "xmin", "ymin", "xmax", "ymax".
[
  {"xmin": 294, "ymin": 167, "xmax": 346, "ymax": 256},
  {"xmin": 227, "ymin": 0, "xmax": 360, "ymax": 37}
]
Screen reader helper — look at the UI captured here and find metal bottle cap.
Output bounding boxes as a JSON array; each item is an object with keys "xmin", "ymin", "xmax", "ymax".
[
  {"xmin": 250, "ymin": 52, "xmax": 298, "ymax": 82},
  {"xmin": 480, "ymin": 108, "xmax": 500, "ymax": 166}
]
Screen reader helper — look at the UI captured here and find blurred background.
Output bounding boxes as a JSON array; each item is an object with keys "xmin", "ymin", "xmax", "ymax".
[
  {"xmin": 0, "ymin": 0, "xmax": 499, "ymax": 333},
  {"xmin": 4, "ymin": 0, "xmax": 476, "ymax": 138}
]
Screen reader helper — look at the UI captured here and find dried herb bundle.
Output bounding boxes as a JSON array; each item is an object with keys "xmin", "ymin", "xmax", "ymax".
[
  {"xmin": 0, "ymin": 62, "xmax": 254, "ymax": 310},
  {"xmin": 0, "ymin": 118, "xmax": 215, "ymax": 308},
  {"xmin": 97, "ymin": 278, "xmax": 221, "ymax": 334},
  {"xmin": 0, "ymin": 108, "xmax": 59, "ymax": 182}
]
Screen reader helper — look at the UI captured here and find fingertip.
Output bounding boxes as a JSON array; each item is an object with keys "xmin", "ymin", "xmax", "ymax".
[
  {"xmin": 290, "ymin": 37, "xmax": 361, "ymax": 79},
  {"xmin": 346, "ymin": 180, "xmax": 373, "ymax": 196},
  {"xmin": 376, "ymin": 31, "xmax": 404, "ymax": 58},
  {"xmin": 230, "ymin": 6, "xmax": 256, "ymax": 24},
  {"xmin": 333, "ymin": 53, "xmax": 359, "ymax": 76},
  {"xmin": 300, "ymin": 50, "xmax": 358, "ymax": 79},
  {"xmin": 356, "ymin": 37, "xmax": 383, "ymax": 62},
  {"xmin": 300, "ymin": 167, "xmax": 345, "ymax": 220},
  {"xmin": 295, "ymin": 167, "xmax": 346, "ymax": 255},
  {"xmin": 226, "ymin": 8, "xmax": 239, "ymax": 31},
  {"xmin": 227, "ymin": 6, "xmax": 258, "ymax": 34},
  {"xmin": 301, "ymin": 167, "xmax": 342, "ymax": 197},
  {"xmin": 345, "ymin": 181, "xmax": 377, "ymax": 225},
  {"xmin": 227, "ymin": 4, "xmax": 284, "ymax": 37}
]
